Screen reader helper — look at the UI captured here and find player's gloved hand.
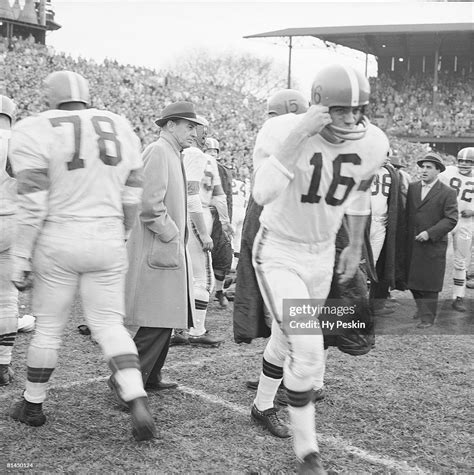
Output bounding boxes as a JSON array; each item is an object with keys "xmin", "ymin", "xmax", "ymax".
[
  {"xmin": 299, "ymin": 105, "xmax": 332, "ymax": 137},
  {"xmin": 337, "ymin": 246, "xmax": 362, "ymax": 284},
  {"xmin": 11, "ymin": 256, "xmax": 33, "ymax": 291},
  {"xmin": 201, "ymin": 234, "xmax": 214, "ymax": 252},
  {"xmin": 222, "ymin": 222, "xmax": 234, "ymax": 240}
]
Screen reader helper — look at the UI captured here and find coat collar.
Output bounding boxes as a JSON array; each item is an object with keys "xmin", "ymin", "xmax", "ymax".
[
  {"xmin": 159, "ymin": 131, "xmax": 183, "ymax": 157},
  {"xmin": 417, "ymin": 179, "xmax": 442, "ymax": 208}
]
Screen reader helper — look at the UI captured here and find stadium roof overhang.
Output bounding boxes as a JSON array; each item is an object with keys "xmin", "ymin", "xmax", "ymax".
[{"xmin": 244, "ymin": 23, "xmax": 474, "ymax": 59}]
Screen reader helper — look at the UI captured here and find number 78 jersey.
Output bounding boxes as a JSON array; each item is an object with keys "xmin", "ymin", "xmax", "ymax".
[
  {"xmin": 10, "ymin": 108, "xmax": 142, "ymax": 220},
  {"xmin": 253, "ymin": 113, "xmax": 389, "ymax": 243}
]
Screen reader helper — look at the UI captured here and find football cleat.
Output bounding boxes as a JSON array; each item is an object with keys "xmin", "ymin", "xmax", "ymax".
[
  {"xmin": 297, "ymin": 452, "xmax": 327, "ymax": 475},
  {"xmin": 44, "ymin": 70, "xmax": 90, "ymax": 109},
  {"xmin": 10, "ymin": 398, "xmax": 46, "ymax": 427},
  {"xmin": 128, "ymin": 396, "xmax": 156, "ymax": 441},
  {"xmin": 452, "ymin": 297, "xmax": 466, "ymax": 313},
  {"xmin": 215, "ymin": 290, "xmax": 229, "ymax": 308},
  {"xmin": 251, "ymin": 404, "xmax": 290, "ymax": 438},
  {"xmin": 0, "ymin": 364, "xmax": 14, "ymax": 386}
]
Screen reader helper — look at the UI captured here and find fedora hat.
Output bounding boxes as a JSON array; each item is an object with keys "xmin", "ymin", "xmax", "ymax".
[
  {"xmin": 417, "ymin": 152, "xmax": 446, "ymax": 172},
  {"xmin": 155, "ymin": 101, "xmax": 205, "ymax": 127}
]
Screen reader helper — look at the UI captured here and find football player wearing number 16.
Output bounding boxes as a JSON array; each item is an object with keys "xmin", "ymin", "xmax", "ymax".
[
  {"xmin": 8, "ymin": 71, "xmax": 156, "ymax": 441},
  {"xmin": 251, "ymin": 63, "xmax": 388, "ymax": 474}
]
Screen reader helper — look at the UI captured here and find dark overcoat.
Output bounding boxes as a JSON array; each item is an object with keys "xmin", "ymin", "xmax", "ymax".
[
  {"xmin": 406, "ymin": 180, "xmax": 458, "ymax": 292},
  {"xmin": 125, "ymin": 132, "xmax": 194, "ymax": 328}
]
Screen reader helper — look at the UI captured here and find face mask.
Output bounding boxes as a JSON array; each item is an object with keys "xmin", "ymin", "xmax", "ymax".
[{"xmin": 0, "ymin": 129, "xmax": 11, "ymax": 172}]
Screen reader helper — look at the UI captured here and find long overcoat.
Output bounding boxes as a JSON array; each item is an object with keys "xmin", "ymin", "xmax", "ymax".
[
  {"xmin": 125, "ymin": 133, "xmax": 194, "ymax": 328},
  {"xmin": 406, "ymin": 180, "xmax": 458, "ymax": 292}
]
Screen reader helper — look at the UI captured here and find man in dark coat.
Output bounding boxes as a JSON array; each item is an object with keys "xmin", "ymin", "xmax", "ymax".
[{"xmin": 406, "ymin": 152, "xmax": 458, "ymax": 328}]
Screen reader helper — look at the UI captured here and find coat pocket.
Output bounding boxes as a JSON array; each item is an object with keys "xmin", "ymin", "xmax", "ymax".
[{"xmin": 148, "ymin": 234, "xmax": 180, "ymax": 269}]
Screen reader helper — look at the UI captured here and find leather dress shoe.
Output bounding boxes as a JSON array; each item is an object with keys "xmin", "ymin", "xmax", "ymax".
[
  {"xmin": 145, "ymin": 381, "xmax": 178, "ymax": 391},
  {"xmin": 452, "ymin": 297, "xmax": 467, "ymax": 312},
  {"xmin": 189, "ymin": 331, "xmax": 223, "ymax": 347},
  {"xmin": 416, "ymin": 322, "xmax": 433, "ymax": 329}
]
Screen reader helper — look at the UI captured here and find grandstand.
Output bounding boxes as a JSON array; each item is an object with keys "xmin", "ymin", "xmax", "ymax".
[
  {"xmin": 246, "ymin": 22, "xmax": 474, "ymax": 157},
  {"xmin": 1, "ymin": 4, "xmax": 472, "ymax": 173}
]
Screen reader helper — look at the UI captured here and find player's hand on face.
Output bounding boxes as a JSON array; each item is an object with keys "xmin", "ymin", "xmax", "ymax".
[
  {"xmin": 336, "ymin": 246, "xmax": 361, "ymax": 284},
  {"xmin": 11, "ymin": 256, "xmax": 34, "ymax": 291},
  {"xmin": 299, "ymin": 105, "xmax": 332, "ymax": 137},
  {"xmin": 201, "ymin": 234, "xmax": 214, "ymax": 252}
]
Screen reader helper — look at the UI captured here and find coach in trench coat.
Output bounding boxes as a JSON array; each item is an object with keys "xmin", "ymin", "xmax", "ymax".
[
  {"xmin": 406, "ymin": 152, "xmax": 458, "ymax": 327},
  {"xmin": 124, "ymin": 102, "xmax": 203, "ymax": 388}
]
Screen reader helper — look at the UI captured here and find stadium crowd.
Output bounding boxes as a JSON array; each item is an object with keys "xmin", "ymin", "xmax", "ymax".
[{"xmin": 2, "ymin": 37, "xmax": 473, "ymax": 179}]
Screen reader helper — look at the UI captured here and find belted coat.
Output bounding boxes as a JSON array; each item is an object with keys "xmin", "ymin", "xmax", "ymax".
[
  {"xmin": 406, "ymin": 180, "xmax": 458, "ymax": 292},
  {"xmin": 125, "ymin": 132, "xmax": 194, "ymax": 328}
]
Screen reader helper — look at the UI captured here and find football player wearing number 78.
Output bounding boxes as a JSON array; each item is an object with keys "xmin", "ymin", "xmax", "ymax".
[
  {"xmin": 8, "ymin": 71, "xmax": 156, "ymax": 441},
  {"xmin": 251, "ymin": 63, "xmax": 389, "ymax": 474}
]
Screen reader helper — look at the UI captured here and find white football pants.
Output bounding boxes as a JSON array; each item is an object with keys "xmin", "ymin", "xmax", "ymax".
[
  {"xmin": 188, "ymin": 207, "xmax": 214, "ymax": 336},
  {"xmin": 370, "ymin": 218, "xmax": 387, "ymax": 265},
  {"xmin": 25, "ymin": 219, "xmax": 145, "ymax": 403},
  {"xmin": 451, "ymin": 219, "xmax": 473, "ymax": 298}
]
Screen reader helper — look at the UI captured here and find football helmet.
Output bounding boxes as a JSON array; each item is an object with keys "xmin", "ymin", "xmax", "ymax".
[
  {"xmin": 457, "ymin": 147, "xmax": 474, "ymax": 175},
  {"xmin": 311, "ymin": 64, "xmax": 370, "ymax": 142},
  {"xmin": 267, "ymin": 89, "xmax": 308, "ymax": 117},
  {"xmin": 195, "ymin": 115, "xmax": 209, "ymax": 149},
  {"xmin": 0, "ymin": 96, "xmax": 16, "ymax": 124},
  {"xmin": 44, "ymin": 71, "xmax": 90, "ymax": 108},
  {"xmin": 204, "ymin": 137, "xmax": 220, "ymax": 152}
]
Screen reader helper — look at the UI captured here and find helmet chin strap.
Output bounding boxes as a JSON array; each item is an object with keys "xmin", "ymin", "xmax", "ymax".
[{"xmin": 322, "ymin": 116, "xmax": 370, "ymax": 142}]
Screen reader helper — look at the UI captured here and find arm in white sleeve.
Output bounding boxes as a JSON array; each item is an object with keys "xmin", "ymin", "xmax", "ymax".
[
  {"xmin": 252, "ymin": 155, "xmax": 293, "ymax": 206},
  {"xmin": 122, "ymin": 167, "xmax": 143, "ymax": 232},
  {"xmin": 210, "ymin": 192, "xmax": 230, "ymax": 224}
]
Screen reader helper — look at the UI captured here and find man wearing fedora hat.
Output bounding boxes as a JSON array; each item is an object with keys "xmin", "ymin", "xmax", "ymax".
[
  {"xmin": 121, "ymin": 101, "xmax": 204, "ymax": 393},
  {"xmin": 406, "ymin": 152, "xmax": 458, "ymax": 328}
]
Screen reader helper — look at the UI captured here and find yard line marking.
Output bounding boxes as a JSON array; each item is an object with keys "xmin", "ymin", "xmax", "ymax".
[
  {"xmin": 0, "ymin": 350, "xmax": 257, "ymax": 402},
  {"xmin": 178, "ymin": 385, "xmax": 427, "ymax": 474},
  {"xmin": 1, "ymin": 355, "xmax": 427, "ymax": 473}
]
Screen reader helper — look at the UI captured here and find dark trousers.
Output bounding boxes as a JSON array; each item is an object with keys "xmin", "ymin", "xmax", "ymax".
[
  {"xmin": 133, "ymin": 327, "xmax": 172, "ymax": 386},
  {"xmin": 410, "ymin": 289, "xmax": 439, "ymax": 323}
]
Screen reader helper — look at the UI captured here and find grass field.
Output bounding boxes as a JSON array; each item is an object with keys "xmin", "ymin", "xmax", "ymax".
[{"xmin": 1, "ymin": 247, "xmax": 473, "ymax": 474}]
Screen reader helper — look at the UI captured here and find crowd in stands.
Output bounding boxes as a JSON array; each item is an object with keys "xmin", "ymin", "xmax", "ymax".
[
  {"xmin": 2, "ymin": 37, "xmax": 471, "ymax": 179},
  {"xmin": 370, "ymin": 72, "xmax": 473, "ymax": 138}
]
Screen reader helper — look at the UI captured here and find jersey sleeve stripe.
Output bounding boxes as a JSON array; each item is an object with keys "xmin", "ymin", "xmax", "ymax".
[
  {"xmin": 16, "ymin": 168, "xmax": 50, "ymax": 195},
  {"xmin": 124, "ymin": 168, "xmax": 144, "ymax": 188}
]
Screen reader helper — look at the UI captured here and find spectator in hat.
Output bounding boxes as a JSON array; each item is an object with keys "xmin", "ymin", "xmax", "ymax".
[
  {"xmin": 406, "ymin": 152, "xmax": 458, "ymax": 329},
  {"xmin": 116, "ymin": 101, "xmax": 204, "ymax": 394}
]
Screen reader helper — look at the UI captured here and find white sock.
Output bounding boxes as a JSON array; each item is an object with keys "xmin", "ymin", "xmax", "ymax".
[
  {"xmin": 289, "ymin": 402, "xmax": 319, "ymax": 460},
  {"xmin": 254, "ymin": 373, "xmax": 281, "ymax": 411}
]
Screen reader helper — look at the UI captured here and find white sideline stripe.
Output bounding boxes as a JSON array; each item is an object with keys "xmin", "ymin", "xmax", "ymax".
[
  {"xmin": 1, "ymin": 354, "xmax": 426, "ymax": 473},
  {"xmin": 179, "ymin": 385, "xmax": 427, "ymax": 474},
  {"xmin": 0, "ymin": 351, "xmax": 256, "ymax": 402}
]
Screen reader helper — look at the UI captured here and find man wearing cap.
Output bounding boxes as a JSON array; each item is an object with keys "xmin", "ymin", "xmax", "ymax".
[
  {"xmin": 124, "ymin": 101, "xmax": 203, "ymax": 390},
  {"xmin": 0, "ymin": 95, "xmax": 17, "ymax": 387},
  {"xmin": 406, "ymin": 152, "xmax": 458, "ymax": 328}
]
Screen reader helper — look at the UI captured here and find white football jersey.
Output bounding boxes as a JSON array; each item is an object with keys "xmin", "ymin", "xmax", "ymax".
[
  {"xmin": 183, "ymin": 148, "xmax": 221, "ymax": 207},
  {"xmin": 253, "ymin": 114, "xmax": 389, "ymax": 243},
  {"xmin": 232, "ymin": 178, "xmax": 250, "ymax": 211},
  {"xmin": 439, "ymin": 165, "xmax": 474, "ymax": 218},
  {"xmin": 10, "ymin": 108, "xmax": 142, "ymax": 221},
  {"xmin": 371, "ymin": 165, "xmax": 391, "ymax": 221}
]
